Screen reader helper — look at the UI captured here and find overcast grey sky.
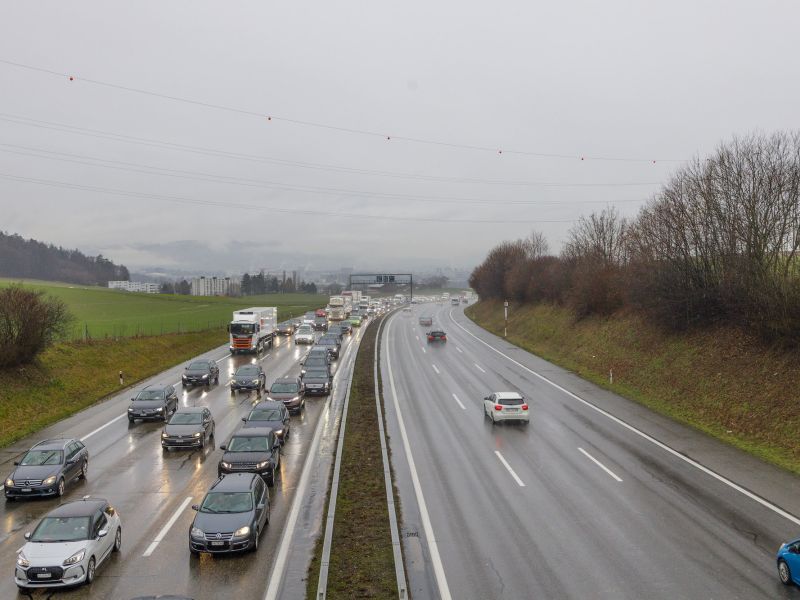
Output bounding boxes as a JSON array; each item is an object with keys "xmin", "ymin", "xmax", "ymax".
[{"xmin": 1, "ymin": 1, "xmax": 799, "ymax": 275}]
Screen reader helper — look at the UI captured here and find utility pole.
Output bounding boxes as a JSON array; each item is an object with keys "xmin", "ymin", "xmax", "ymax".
[{"xmin": 504, "ymin": 300, "xmax": 509, "ymax": 337}]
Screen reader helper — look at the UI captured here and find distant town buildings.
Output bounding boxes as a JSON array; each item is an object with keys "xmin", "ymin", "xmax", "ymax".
[
  {"xmin": 191, "ymin": 276, "xmax": 238, "ymax": 296},
  {"xmin": 108, "ymin": 280, "xmax": 160, "ymax": 294}
]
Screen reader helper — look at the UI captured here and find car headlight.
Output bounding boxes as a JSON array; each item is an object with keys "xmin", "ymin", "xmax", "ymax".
[
  {"xmin": 221, "ymin": 461, "xmax": 231, "ymax": 469},
  {"xmin": 291, "ymin": 396, "xmax": 300, "ymax": 401},
  {"xmin": 234, "ymin": 526, "xmax": 251, "ymax": 537},
  {"xmin": 155, "ymin": 407, "xmax": 164, "ymax": 412},
  {"xmin": 193, "ymin": 432, "xmax": 202, "ymax": 438},
  {"xmin": 256, "ymin": 460, "xmax": 270, "ymax": 469},
  {"xmin": 17, "ymin": 551, "xmax": 29, "ymax": 568},
  {"xmin": 43, "ymin": 476, "xmax": 57, "ymax": 486},
  {"xmin": 5, "ymin": 478, "xmax": 13, "ymax": 487},
  {"xmin": 191, "ymin": 527, "xmax": 204, "ymax": 539},
  {"xmin": 273, "ymin": 430, "xmax": 283, "ymax": 436},
  {"xmin": 182, "ymin": 375, "xmax": 187, "ymax": 379},
  {"xmin": 202, "ymin": 374, "xmax": 209, "ymax": 379},
  {"xmin": 128, "ymin": 407, "xmax": 134, "ymax": 412},
  {"xmin": 162, "ymin": 432, "xmax": 169, "ymax": 438},
  {"xmin": 62, "ymin": 549, "xmax": 85, "ymax": 566},
  {"xmin": 252, "ymin": 379, "xmax": 260, "ymax": 384}
]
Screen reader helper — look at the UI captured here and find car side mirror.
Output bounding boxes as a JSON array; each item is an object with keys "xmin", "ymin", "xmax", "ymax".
[
  {"xmin": 13, "ymin": 461, "xmax": 19, "ymax": 466},
  {"xmin": 257, "ymin": 503, "xmax": 266, "ymax": 511},
  {"xmin": 130, "ymin": 398, "xmax": 135, "ymax": 402},
  {"xmin": 219, "ymin": 444, "xmax": 226, "ymax": 450},
  {"xmin": 191, "ymin": 504, "xmax": 199, "ymax": 511},
  {"xmin": 273, "ymin": 441, "xmax": 281, "ymax": 450},
  {"xmin": 23, "ymin": 532, "xmax": 31, "ymax": 540},
  {"xmin": 97, "ymin": 529, "xmax": 108, "ymax": 539},
  {"xmin": 242, "ymin": 417, "xmax": 247, "ymax": 422},
  {"xmin": 483, "ymin": 397, "xmax": 489, "ymax": 401}
]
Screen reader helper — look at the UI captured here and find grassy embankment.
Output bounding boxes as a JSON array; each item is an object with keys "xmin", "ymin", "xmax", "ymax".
[
  {"xmin": 0, "ymin": 277, "xmax": 324, "ymax": 339},
  {"xmin": 466, "ymin": 300, "xmax": 800, "ymax": 474},
  {"xmin": 307, "ymin": 317, "xmax": 397, "ymax": 599},
  {"xmin": 0, "ymin": 281, "xmax": 324, "ymax": 447}
]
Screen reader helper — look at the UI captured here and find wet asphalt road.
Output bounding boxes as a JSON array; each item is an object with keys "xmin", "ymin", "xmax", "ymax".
[
  {"xmin": 381, "ymin": 303, "xmax": 800, "ymax": 600},
  {"xmin": 0, "ymin": 327, "xmax": 362, "ymax": 600}
]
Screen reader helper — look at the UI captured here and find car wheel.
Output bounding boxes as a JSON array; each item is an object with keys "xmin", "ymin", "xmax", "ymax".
[
  {"xmin": 215, "ymin": 375, "xmax": 219, "ymax": 384},
  {"xmin": 199, "ymin": 433, "xmax": 206, "ymax": 449},
  {"xmin": 779, "ymin": 559, "xmax": 792, "ymax": 585},
  {"xmin": 80, "ymin": 460, "xmax": 88, "ymax": 479},
  {"xmin": 182, "ymin": 382, "xmax": 187, "ymax": 388},
  {"xmin": 491, "ymin": 413, "xmax": 497, "ymax": 426},
  {"xmin": 86, "ymin": 556, "xmax": 96, "ymax": 585},
  {"xmin": 128, "ymin": 417, "xmax": 135, "ymax": 423},
  {"xmin": 250, "ymin": 527, "xmax": 259, "ymax": 553},
  {"xmin": 267, "ymin": 467, "xmax": 275, "ymax": 487},
  {"xmin": 190, "ymin": 548, "xmax": 200, "ymax": 557},
  {"xmin": 210, "ymin": 426, "xmax": 215, "ymax": 439},
  {"xmin": 57, "ymin": 478, "xmax": 65, "ymax": 497},
  {"xmin": 113, "ymin": 528, "xmax": 122, "ymax": 552}
]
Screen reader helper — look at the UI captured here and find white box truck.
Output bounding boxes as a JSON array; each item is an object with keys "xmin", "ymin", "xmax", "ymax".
[
  {"xmin": 229, "ymin": 307, "xmax": 277, "ymax": 354},
  {"xmin": 328, "ymin": 296, "xmax": 346, "ymax": 321}
]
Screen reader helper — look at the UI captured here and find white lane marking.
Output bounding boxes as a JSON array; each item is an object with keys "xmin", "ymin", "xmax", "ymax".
[
  {"xmin": 415, "ymin": 335, "xmax": 420, "ymax": 341},
  {"xmin": 474, "ymin": 363, "xmax": 486, "ymax": 373},
  {"xmin": 450, "ymin": 310, "xmax": 800, "ymax": 527},
  {"xmin": 80, "ymin": 413, "xmax": 126, "ymax": 442},
  {"xmin": 451, "ymin": 393, "xmax": 466, "ymax": 410},
  {"xmin": 578, "ymin": 447, "xmax": 623, "ymax": 482},
  {"xmin": 456, "ymin": 346, "xmax": 463, "ymax": 353},
  {"xmin": 142, "ymin": 496, "xmax": 193, "ymax": 557},
  {"xmin": 421, "ymin": 346, "xmax": 427, "ymax": 354},
  {"xmin": 385, "ymin": 319, "xmax": 453, "ymax": 600},
  {"xmin": 494, "ymin": 451, "xmax": 526, "ymax": 487},
  {"xmin": 214, "ymin": 353, "xmax": 232, "ymax": 364},
  {"xmin": 432, "ymin": 364, "xmax": 440, "ymax": 374}
]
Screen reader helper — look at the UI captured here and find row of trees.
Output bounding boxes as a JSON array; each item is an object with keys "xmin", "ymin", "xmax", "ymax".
[
  {"xmin": 240, "ymin": 273, "xmax": 317, "ymax": 295},
  {"xmin": 0, "ymin": 232, "xmax": 130, "ymax": 285},
  {"xmin": 470, "ymin": 132, "xmax": 800, "ymax": 342}
]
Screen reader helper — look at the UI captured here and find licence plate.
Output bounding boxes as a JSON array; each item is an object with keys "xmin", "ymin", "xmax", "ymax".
[
  {"xmin": 210, "ymin": 541, "xmax": 225, "ymax": 547},
  {"xmin": 506, "ymin": 409, "xmax": 519, "ymax": 413},
  {"xmin": 21, "ymin": 488, "xmax": 32, "ymax": 492},
  {"xmin": 37, "ymin": 573, "xmax": 52, "ymax": 579}
]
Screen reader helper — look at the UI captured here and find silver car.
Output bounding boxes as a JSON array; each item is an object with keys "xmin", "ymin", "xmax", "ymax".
[
  {"xmin": 16, "ymin": 497, "xmax": 122, "ymax": 591},
  {"xmin": 294, "ymin": 326, "xmax": 315, "ymax": 345}
]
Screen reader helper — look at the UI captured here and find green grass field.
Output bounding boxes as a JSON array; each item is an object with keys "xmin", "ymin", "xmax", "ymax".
[{"xmin": 0, "ymin": 278, "xmax": 326, "ymax": 339}]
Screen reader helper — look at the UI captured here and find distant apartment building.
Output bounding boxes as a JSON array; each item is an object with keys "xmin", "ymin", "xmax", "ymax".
[
  {"xmin": 108, "ymin": 280, "xmax": 160, "ymax": 294},
  {"xmin": 191, "ymin": 276, "xmax": 236, "ymax": 296}
]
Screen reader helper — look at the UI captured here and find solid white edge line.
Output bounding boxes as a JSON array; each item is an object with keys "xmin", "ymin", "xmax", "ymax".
[
  {"xmin": 474, "ymin": 363, "xmax": 486, "ymax": 373},
  {"xmin": 456, "ymin": 346, "xmax": 463, "ymax": 353},
  {"xmin": 450, "ymin": 309, "xmax": 800, "ymax": 527},
  {"xmin": 494, "ymin": 450, "xmax": 526, "ymax": 487},
  {"xmin": 432, "ymin": 364, "xmax": 440, "ymax": 374},
  {"xmin": 79, "ymin": 413, "xmax": 126, "ymax": 442},
  {"xmin": 421, "ymin": 347, "xmax": 427, "ymax": 353},
  {"xmin": 385, "ymin": 318, "xmax": 453, "ymax": 600},
  {"xmin": 264, "ymin": 327, "xmax": 362, "ymax": 600},
  {"xmin": 142, "ymin": 496, "xmax": 193, "ymax": 557},
  {"xmin": 578, "ymin": 447, "xmax": 623, "ymax": 482},
  {"xmin": 451, "ymin": 393, "xmax": 466, "ymax": 410}
]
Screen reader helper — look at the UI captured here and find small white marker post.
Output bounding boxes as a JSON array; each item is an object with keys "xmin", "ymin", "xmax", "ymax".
[
  {"xmin": 503, "ymin": 300, "xmax": 509, "ymax": 338},
  {"xmin": 609, "ymin": 368, "xmax": 613, "ymax": 385}
]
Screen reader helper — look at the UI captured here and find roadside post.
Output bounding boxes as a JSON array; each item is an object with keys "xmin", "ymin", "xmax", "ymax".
[
  {"xmin": 504, "ymin": 300, "xmax": 509, "ymax": 338},
  {"xmin": 119, "ymin": 370, "xmax": 124, "ymax": 386}
]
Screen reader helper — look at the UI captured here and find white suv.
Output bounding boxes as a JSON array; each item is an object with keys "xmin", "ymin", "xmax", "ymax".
[
  {"xmin": 483, "ymin": 392, "xmax": 529, "ymax": 424},
  {"xmin": 294, "ymin": 326, "xmax": 315, "ymax": 345}
]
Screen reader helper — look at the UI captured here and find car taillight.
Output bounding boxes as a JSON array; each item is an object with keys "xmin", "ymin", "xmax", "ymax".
[
  {"xmin": 522, "ymin": 404, "xmax": 528, "ymax": 410},
  {"xmin": 441, "ymin": 336, "xmax": 446, "ymax": 340},
  {"xmin": 428, "ymin": 336, "xmax": 433, "ymax": 341},
  {"xmin": 494, "ymin": 404, "xmax": 503, "ymax": 411}
]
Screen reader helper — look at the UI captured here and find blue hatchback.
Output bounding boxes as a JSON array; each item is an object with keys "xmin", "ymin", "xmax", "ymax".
[{"xmin": 777, "ymin": 538, "xmax": 800, "ymax": 585}]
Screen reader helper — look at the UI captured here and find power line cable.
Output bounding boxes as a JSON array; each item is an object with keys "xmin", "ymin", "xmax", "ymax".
[{"xmin": 0, "ymin": 58, "xmax": 685, "ymax": 163}]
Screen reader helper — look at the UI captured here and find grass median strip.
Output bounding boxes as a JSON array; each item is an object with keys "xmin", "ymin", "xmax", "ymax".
[{"xmin": 307, "ymin": 318, "xmax": 397, "ymax": 599}]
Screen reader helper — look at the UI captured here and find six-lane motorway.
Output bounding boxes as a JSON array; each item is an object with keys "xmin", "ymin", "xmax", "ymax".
[{"xmin": 2, "ymin": 301, "xmax": 800, "ymax": 599}]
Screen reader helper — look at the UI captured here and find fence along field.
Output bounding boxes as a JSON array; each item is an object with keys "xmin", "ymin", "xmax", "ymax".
[{"xmin": 0, "ymin": 278, "xmax": 325, "ymax": 339}]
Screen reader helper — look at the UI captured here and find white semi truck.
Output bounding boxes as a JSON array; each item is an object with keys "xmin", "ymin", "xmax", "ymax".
[
  {"xmin": 229, "ymin": 307, "xmax": 277, "ymax": 354},
  {"xmin": 328, "ymin": 296, "xmax": 346, "ymax": 321}
]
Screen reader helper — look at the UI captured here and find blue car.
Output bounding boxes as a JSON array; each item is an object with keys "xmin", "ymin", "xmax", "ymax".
[{"xmin": 777, "ymin": 538, "xmax": 800, "ymax": 585}]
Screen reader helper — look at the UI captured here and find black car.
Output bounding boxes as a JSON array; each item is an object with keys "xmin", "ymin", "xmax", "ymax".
[
  {"xmin": 338, "ymin": 321, "xmax": 353, "ymax": 335},
  {"xmin": 266, "ymin": 376, "xmax": 305, "ymax": 413},
  {"xmin": 128, "ymin": 384, "xmax": 179, "ymax": 422},
  {"xmin": 189, "ymin": 473, "xmax": 269, "ymax": 556},
  {"xmin": 301, "ymin": 354, "xmax": 332, "ymax": 376},
  {"xmin": 316, "ymin": 336, "xmax": 341, "ymax": 359},
  {"xmin": 218, "ymin": 428, "xmax": 281, "ymax": 486},
  {"xmin": 230, "ymin": 364, "xmax": 266, "ymax": 393},
  {"xmin": 5, "ymin": 438, "xmax": 88, "ymax": 500},
  {"xmin": 241, "ymin": 401, "xmax": 290, "ymax": 443},
  {"xmin": 326, "ymin": 326, "xmax": 345, "ymax": 341},
  {"xmin": 276, "ymin": 322, "xmax": 295, "ymax": 335},
  {"xmin": 182, "ymin": 359, "xmax": 220, "ymax": 387},
  {"xmin": 313, "ymin": 316, "xmax": 328, "ymax": 331},
  {"xmin": 162, "ymin": 407, "xmax": 215, "ymax": 450},
  {"xmin": 302, "ymin": 368, "xmax": 333, "ymax": 395}
]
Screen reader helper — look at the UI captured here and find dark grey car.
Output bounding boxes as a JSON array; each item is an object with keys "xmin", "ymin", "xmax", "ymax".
[
  {"xmin": 128, "ymin": 384, "xmax": 179, "ymax": 422},
  {"xmin": 162, "ymin": 407, "xmax": 215, "ymax": 450},
  {"xmin": 189, "ymin": 473, "xmax": 269, "ymax": 555},
  {"xmin": 241, "ymin": 401, "xmax": 290, "ymax": 442},
  {"xmin": 218, "ymin": 428, "xmax": 281, "ymax": 486},
  {"xmin": 5, "ymin": 438, "xmax": 88, "ymax": 500},
  {"xmin": 301, "ymin": 368, "xmax": 333, "ymax": 395},
  {"xmin": 316, "ymin": 336, "xmax": 341, "ymax": 359},
  {"xmin": 182, "ymin": 359, "xmax": 220, "ymax": 388},
  {"xmin": 230, "ymin": 364, "xmax": 266, "ymax": 393},
  {"xmin": 266, "ymin": 377, "xmax": 305, "ymax": 413}
]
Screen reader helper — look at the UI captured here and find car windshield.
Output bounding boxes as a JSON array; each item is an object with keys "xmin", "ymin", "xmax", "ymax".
[
  {"xmin": 169, "ymin": 412, "xmax": 203, "ymax": 425},
  {"xmin": 199, "ymin": 492, "xmax": 253, "ymax": 514},
  {"xmin": 230, "ymin": 323, "xmax": 256, "ymax": 335},
  {"xmin": 236, "ymin": 366, "xmax": 259, "ymax": 376},
  {"xmin": 30, "ymin": 516, "xmax": 90, "ymax": 542},
  {"xmin": 227, "ymin": 436, "xmax": 270, "ymax": 452},
  {"xmin": 188, "ymin": 362, "xmax": 209, "ymax": 370},
  {"xmin": 271, "ymin": 383, "xmax": 299, "ymax": 393},
  {"xmin": 318, "ymin": 339, "xmax": 336, "ymax": 345},
  {"xmin": 20, "ymin": 450, "xmax": 63, "ymax": 466},
  {"xmin": 247, "ymin": 409, "xmax": 282, "ymax": 421},
  {"xmin": 134, "ymin": 390, "xmax": 164, "ymax": 401},
  {"xmin": 498, "ymin": 396, "xmax": 524, "ymax": 405},
  {"xmin": 297, "ymin": 327, "xmax": 312, "ymax": 334}
]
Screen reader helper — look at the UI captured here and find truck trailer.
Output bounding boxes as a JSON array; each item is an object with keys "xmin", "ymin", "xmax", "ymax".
[{"xmin": 328, "ymin": 296, "xmax": 346, "ymax": 321}]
